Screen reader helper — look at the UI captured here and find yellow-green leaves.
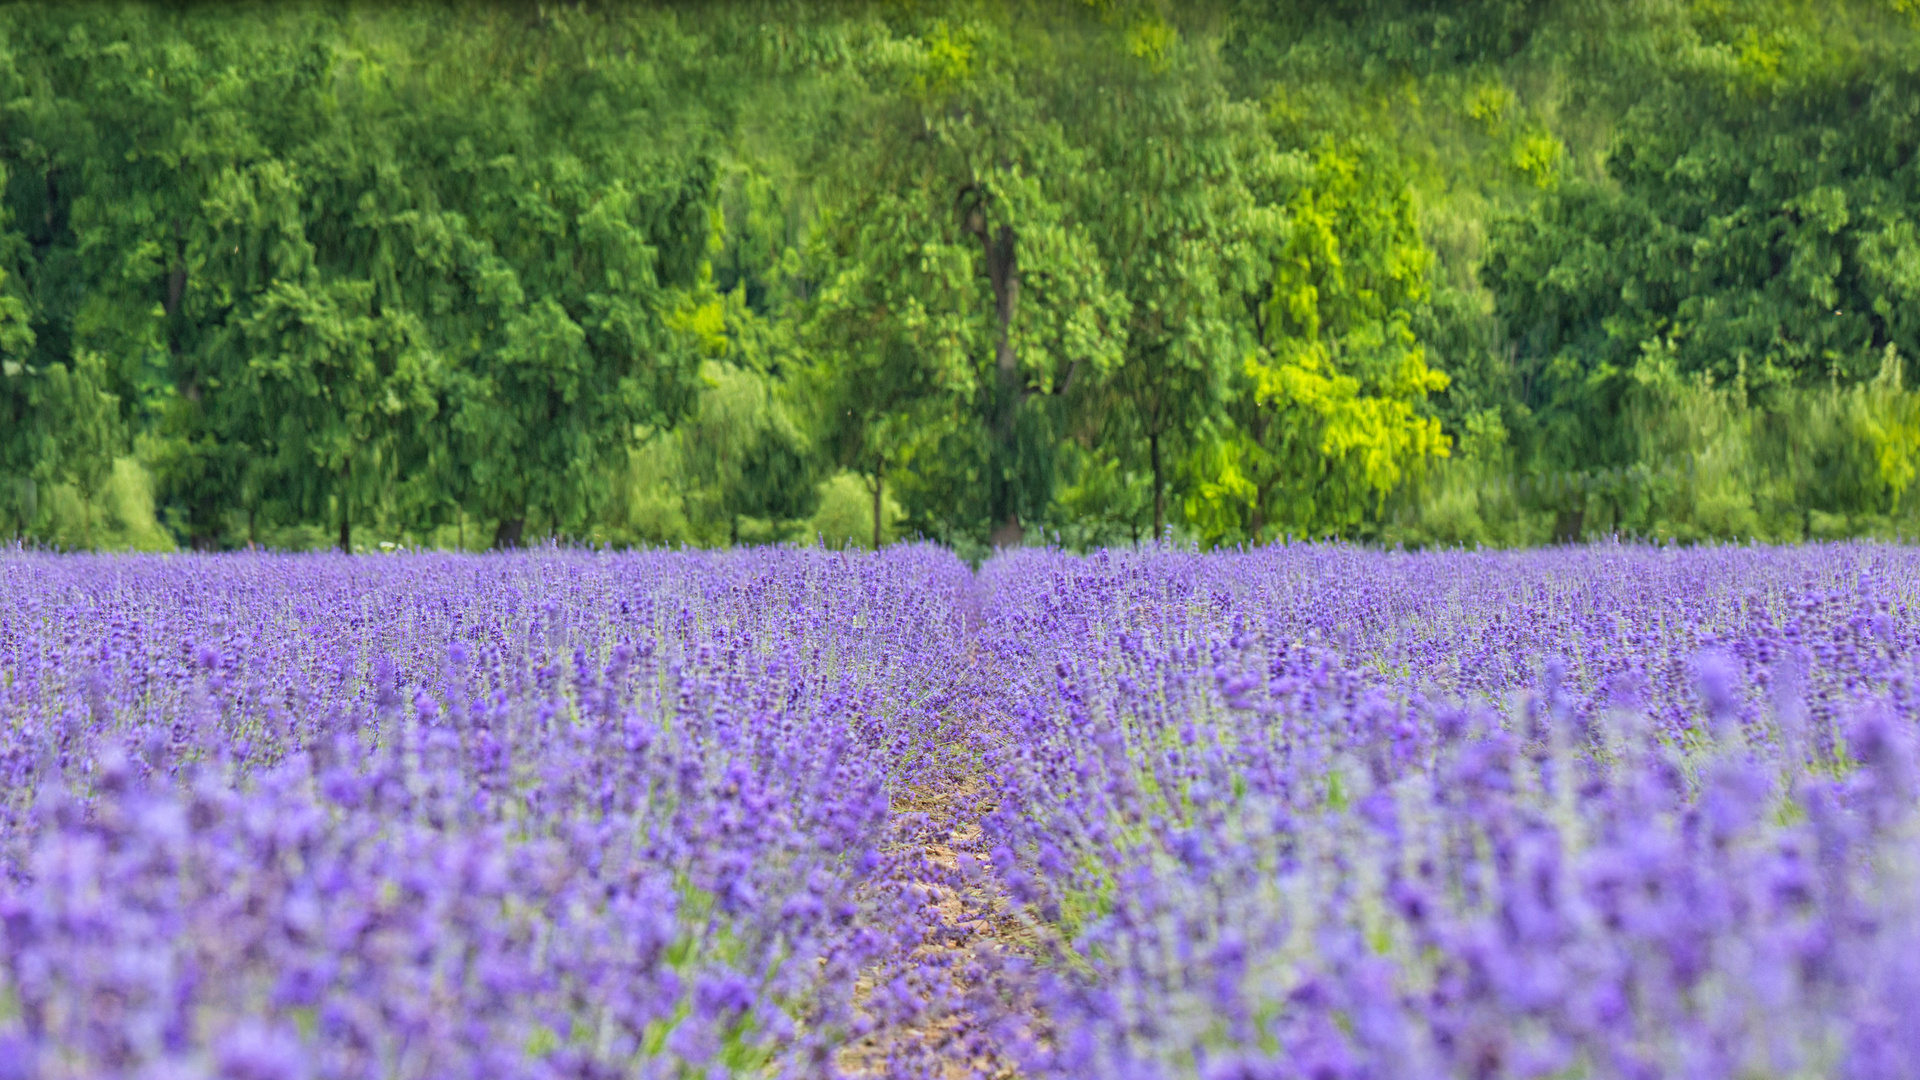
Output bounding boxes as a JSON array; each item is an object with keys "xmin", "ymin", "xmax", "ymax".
[
  {"xmin": 914, "ymin": 21, "xmax": 975, "ymax": 96},
  {"xmin": 1860, "ymin": 347, "xmax": 1920, "ymax": 502},
  {"xmin": 1124, "ymin": 15, "xmax": 1178, "ymax": 72},
  {"xmin": 1508, "ymin": 131, "xmax": 1562, "ymax": 190},
  {"xmin": 1190, "ymin": 137, "xmax": 1449, "ymax": 546},
  {"xmin": 666, "ymin": 294, "xmax": 730, "ymax": 359}
]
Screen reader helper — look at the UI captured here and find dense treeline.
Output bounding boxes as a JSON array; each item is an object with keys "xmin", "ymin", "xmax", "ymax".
[{"xmin": 4, "ymin": 0, "xmax": 1920, "ymax": 553}]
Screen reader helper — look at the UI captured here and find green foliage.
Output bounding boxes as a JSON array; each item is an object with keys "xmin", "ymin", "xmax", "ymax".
[
  {"xmin": 1049, "ymin": 444, "xmax": 1157, "ymax": 548},
  {"xmin": 1, "ymin": 3, "xmax": 718, "ymax": 550},
  {"xmin": 1186, "ymin": 137, "xmax": 1451, "ymax": 545},
  {"xmin": 802, "ymin": 3, "xmax": 1130, "ymax": 549},
  {"xmin": 1229, "ymin": 0, "xmax": 1920, "ymax": 549},
  {"xmin": 1, "ymin": 356, "xmax": 118, "ymax": 531},
  {"xmin": 807, "ymin": 471, "xmax": 904, "ymax": 549},
  {"xmin": 13, "ymin": 457, "xmax": 177, "ymax": 552},
  {"xmin": 616, "ymin": 361, "xmax": 819, "ymax": 547},
  {"xmin": 1068, "ymin": 27, "xmax": 1257, "ymax": 539},
  {"xmin": 6, "ymin": 0, "xmax": 1919, "ymax": 552}
]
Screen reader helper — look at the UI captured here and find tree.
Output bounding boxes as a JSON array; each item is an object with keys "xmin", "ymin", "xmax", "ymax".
[
  {"xmin": 1066, "ymin": 17, "xmax": 1255, "ymax": 539},
  {"xmin": 237, "ymin": 280, "xmax": 439, "ymax": 551},
  {"xmin": 804, "ymin": 248, "xmax": 967, "ymax": 550},
  {"xmin": 0, "ymin": 4, "xmax": 725, "ymax": 549},
  {"xmin": 0, "ymin": 345, "xmax": 123, "ymax": 543},
  {"xmin": 805, "ymin": 8, "xmax": 1126, "ymax": 549},
  {"xmin": 0, "ymin": 5, "xmax": 278, "ymax": 546},
  {"xmin": 342, "ymin": 8, "xmax": 721, "ymax": 547},
  {"xmin": 9, "ymin": 0, "xmax": 1918, "ymax": 552},
  {"xmin": 661, "ymin": 359, "xmax": 820, "ymax": 546},
  {"xmin": 1484, "ymin": 0, "xmax": 1920, "ymax": 477},
  {"xmin": 1187, "ymin": 137, "xmax": 1451, "ymax": 544}
]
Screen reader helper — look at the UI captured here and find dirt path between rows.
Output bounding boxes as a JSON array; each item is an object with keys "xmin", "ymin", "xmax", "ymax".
[{"xmin": 835, "ymin": 655, "xmax": 1048, "ymax": 1079}]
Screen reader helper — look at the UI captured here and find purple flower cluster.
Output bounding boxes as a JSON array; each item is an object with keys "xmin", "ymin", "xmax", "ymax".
[
  {"xmin": 6, "ymin": 542, "xmax": 1920, "ymax": 1078},
  {"xmin": 972, "ymin": 543, "xmax": 1920, "ymax": 1079},
  {"xmin": 0, "ymin": 547, "xmax": 974, "ymax": 1078}
]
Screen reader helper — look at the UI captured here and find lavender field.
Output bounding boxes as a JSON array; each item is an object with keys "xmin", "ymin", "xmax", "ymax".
[{"xmin": 2, "ymin": 543, "xmax": 1918, "ymax": 1079}]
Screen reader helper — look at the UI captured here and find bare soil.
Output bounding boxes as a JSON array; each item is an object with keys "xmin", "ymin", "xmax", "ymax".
[{"xmin": 834, "ymin": 773, "xmax": 1044, "ymax": 1078}]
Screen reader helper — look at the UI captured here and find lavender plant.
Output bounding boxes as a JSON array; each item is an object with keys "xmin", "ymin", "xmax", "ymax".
[
  {"xmin": 5, "ymin": 542, "xmax": 1920, "ymax": 1078},
  {"xmin": 0, "ymin": 547, "xmax": 974, "ymax": 1078},
  {"xmin": 975, "ymin": 544, "xmax": 1920, "ymax": 1080}
]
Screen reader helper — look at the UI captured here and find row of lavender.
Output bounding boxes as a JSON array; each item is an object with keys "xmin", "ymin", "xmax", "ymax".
[
  {"xmin": 975, "ymin": 544, "xmax": 1920, "ymax": 1079},
  {"xmin": 0, "ymin": 548, "xmax": 975, "ymax": 1079},
  {"xmin": 8, "ymin": 543, "xmax": 1920, "ymax": 1079}
]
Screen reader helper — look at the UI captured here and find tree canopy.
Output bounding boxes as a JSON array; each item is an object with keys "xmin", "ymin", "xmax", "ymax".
[{"xmin": 5, "ymin": 0, "xmax": 1919, "ymax": 552}]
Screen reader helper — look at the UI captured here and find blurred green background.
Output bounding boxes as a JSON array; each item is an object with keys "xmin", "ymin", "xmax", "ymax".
[{"xmin": 5, "ymin": 0, "xmax": 1920, "ymax": 554}]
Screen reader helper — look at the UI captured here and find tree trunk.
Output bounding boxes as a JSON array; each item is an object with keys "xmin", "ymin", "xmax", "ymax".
[
  {"xmin": 162, "ymin": 215, "xmax": 218, "ymax": 549},
  {"xmin": 989, "ymin": 514, "xmax": 1024, "ymax": 549},
  {"xmin": 1554, "ymin": 506, "xmax": 1584, "ymax": 545},
  {"xmin": 335, "ymin": 464, "xmax": 352, "ymax": 552},
  {"xmin": 164, "ymin": 218, "xmax": 187, "ymax": 317},
  {"xmin": 493, "ymin": 516, "xmax": 526, "ymax": 550},
  {"xmin": 1249, "ymin": 410, "xmax": 1271, "ymax": 542},
  {"xmin": 965, "ymin": 198, "xmax": 1028, "ymax": 546},
  {"xmin": 988, "ymin": 223, "xmax": 1023, "ymax": 545},
  {"xmin": 1149, "ymin": 430, "xmax": 1165, "ymax": 541},
  {"xmin": 988, "ymin": 224, "xmax": 1020, "ymax": 387},
  {"xmin": 871, "ymin": 459, "xmax": 884, "ymax": 551}
]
